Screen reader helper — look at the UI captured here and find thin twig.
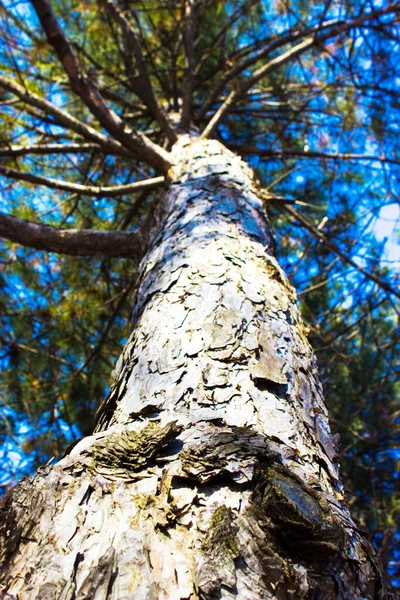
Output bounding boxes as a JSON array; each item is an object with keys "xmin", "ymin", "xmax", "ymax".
[
  {"xmin": 231, "ymin": 147, "xmax": 400, "ymax": 167},
  {"xmin": 274, "ymin": 199, "xmax": 400, "ymax": 300}
]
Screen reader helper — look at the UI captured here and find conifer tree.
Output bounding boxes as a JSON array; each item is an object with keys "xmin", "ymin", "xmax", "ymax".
[{"xmin": 0, "ymin": 1, "xmax": 399, "ymax": 597}]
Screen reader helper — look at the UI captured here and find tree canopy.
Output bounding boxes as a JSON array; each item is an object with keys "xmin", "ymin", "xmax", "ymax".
[{"xmin": 0, "ymin": 0, "xmax": 399, "ymax": 589}]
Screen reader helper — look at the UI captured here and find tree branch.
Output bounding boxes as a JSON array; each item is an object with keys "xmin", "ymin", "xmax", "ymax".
[
  {"xmin": 180, "ymin": 0, "xmax": 195, "ymax": 130},
  {"xmin": 72, "ymin": 273, "xmax": 137, "ymax": 378},
  {"xmin": 30, "ymin": 0, "xmax": 173, "ymax": 173},
  {"xmin": 201, "ymin": 37, "xmax": 313, "ymax": 137},
  {"xmin": 0, "ymin": 143, "xmax": 106, "ymax": 158},
  {"xmin": 270, "ymin": 197, "xmax": 400, "ymax": 300},
  {"xmin": 98, "ymin": 0, "xmax": 177, "ymax": 143},
  {"xmin": 0, "ymin": 334, "xmax": 76, "ymax": 369},
  {"xmin": 230, "ymin": 147, "xmax": 400, "ymax": 167},
  {"xmin": 196, "ymin": 17, "xmax": 342, "ymax": 123},
  {"xmin": 194, "ymin": 0, "xmax": 257, "ymax": 79},
  {"xmin": 0, "ymin": 76, "xmax": 130, "ymax": 156},
  {"xmin": 0, "ymin": 212, "xmax": 147, "ymax": 259},
  {"xmin": 201, "ymin": 3, "xmax": 400, "ymax": 138},
  {"xmin": 0, "ymin": 164, "xmax": 165, "ymax": 197}
]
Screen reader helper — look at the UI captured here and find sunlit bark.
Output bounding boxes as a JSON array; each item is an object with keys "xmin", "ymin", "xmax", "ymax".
[{"xmin": 0, "ymin": 138, "xmax": 385, "ymax": 599}]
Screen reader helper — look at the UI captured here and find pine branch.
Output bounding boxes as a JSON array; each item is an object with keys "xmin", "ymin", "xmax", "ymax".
[
  {"xmin": 194, "ymin": 0, "xmax": 256, "ymax": 79},
  {"xmin": 272, "ymin": 198, "xmax": 400, "ymax": 300},
  {"xmin": 196, "ymin": 17, "xmax": 342, "ymax": 123},
  {"xmin": 201, "ymin": 3, "xmax": 400, "ymax": 138},
  {"xmin": 30, "ymin": 0, "xmax": 173, "ymax": 173},
  {"xmin": 72, "ymin": 274, "xmax": 137, "ymax": 378},
  {"xmin": 0, "ymin": 75, "xmax": 130, "ymax": 156},
  {"xmin": 99, "ymin": 0, "xmax": 177, "ymax": 143},
  {"xmin": 0, "ymin": 164, "xmax": 165, "ymax": 197},
  {"xmin": 180, "ymin": 0, "xmax": 195, "ymax": 130},
  {"xmin": 0, "ymin": 143, "xmax": 106, "ymax": 158},
  {"xmin": 230, "ymin": 147, "xmax": 400, "ymax": 167},
  {"xmin": 0, "ymin": 212, "xmax": 147, "ymax": 258},
  {"xmin": 0, "ymin": 335, "xmax": 76, "ymax": 369},
  {"xmin": 202, "ymin": 37, "xmax": 313, "ymax": 137}
]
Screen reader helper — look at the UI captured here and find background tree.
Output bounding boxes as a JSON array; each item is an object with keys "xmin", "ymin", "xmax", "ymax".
[{"xmin": 0, "ymin": 0, "xmax": 399, "ymax": 595}]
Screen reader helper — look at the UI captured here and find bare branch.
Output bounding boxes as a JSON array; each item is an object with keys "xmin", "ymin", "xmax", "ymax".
[
  {"xmin": 180, "ymin": 0, "xmax": 195, "ymax": 130},
  {"xmin": 196, "ymin": 17, "xmax": 342, "ymax": 123},
  {"xmin": 201, "ymin": 3, "xmax": 400, "ymax": 138},
  {"xmin": 269, "ymin": 197, "xmax": 400, "ymax": 300},
  {"xmin": 99, "ymin": 0, "xmax": 177, "ymax": 143},
  {"xmin": 230, "ymin": 147, "xmax": 400, "ymax": 167},
  {"xmin": 0, "ymin": 211, "xmax": 147, "ymax": 258},
  {"xmin": 0, "ymin": 75, "xmax": 131, "ymax": 156},
  {"xmin": 0, "ymin": 164, "xmax": 165, "ymax": 197},
  {"xmin": 201, "ymin": 38, "xmax": 313, "ymax": 137},
  {"xmin": 0, "ymin": 143, "xmax": 105, "ymax": 158},
  {"xmin": 30, "ymin": 0, "xmax": 173, "ymax": 172}
]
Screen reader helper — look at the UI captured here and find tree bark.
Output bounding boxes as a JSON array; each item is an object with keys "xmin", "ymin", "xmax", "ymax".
[{"xmin": 0, "ymin": 137, "xmax": 386, "ymax": 599}]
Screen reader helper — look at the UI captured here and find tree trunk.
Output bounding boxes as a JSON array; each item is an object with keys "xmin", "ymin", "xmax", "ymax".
[{"xmin": 0, "ymin": 137, "xmax": 386, "ymax": 599}]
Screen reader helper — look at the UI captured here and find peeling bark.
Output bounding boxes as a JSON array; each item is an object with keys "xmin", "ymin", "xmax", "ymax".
[{"xmin": 0, "ymin": 137, "xmax": 387, "ymax": 599}]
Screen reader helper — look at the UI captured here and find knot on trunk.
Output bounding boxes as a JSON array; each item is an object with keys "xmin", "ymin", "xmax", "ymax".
[
  {"xmin": 253, "ymin": 466, "xmax": 345, "ymax": 560},
  {"xmin": 179, "ymin": 425, "xmax": 279, "ymax": 484},
  {"xmin": 68, "ymin": 421, "xmax": 183, "ymax": 480}
]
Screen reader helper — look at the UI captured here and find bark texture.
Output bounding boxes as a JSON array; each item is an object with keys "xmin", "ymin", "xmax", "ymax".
[{"xmin": 0, "ymin": 138, "xmax": 386, "ymax": 599}]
